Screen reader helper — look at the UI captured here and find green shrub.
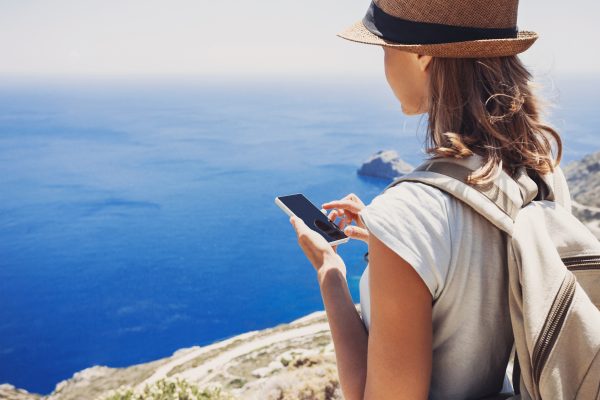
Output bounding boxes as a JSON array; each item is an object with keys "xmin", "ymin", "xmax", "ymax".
[{"xmin": 103, "ymin": 377, "xmax": 237, "ymax": 400}]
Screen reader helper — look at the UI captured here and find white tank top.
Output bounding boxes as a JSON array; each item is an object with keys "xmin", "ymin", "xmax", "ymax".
[{"xmin": 358, "ymin": 181, "xmax": 514, "ymax": 399}]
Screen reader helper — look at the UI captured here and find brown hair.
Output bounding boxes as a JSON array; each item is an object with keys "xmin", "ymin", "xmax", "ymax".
[{"xmin": 424, "ymin": 55, "xmax": 562, "ymax": 185}]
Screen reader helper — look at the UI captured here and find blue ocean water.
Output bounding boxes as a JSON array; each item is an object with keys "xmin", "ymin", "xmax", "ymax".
[{"xmin": 0, "ymin": 75, "xmax": 598, "ymax": 394}]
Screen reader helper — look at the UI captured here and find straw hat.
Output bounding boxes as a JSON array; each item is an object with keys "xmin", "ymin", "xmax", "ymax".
[{"xmin": 336, "ymin": 0, "xmax": 538, "ymax": 58}]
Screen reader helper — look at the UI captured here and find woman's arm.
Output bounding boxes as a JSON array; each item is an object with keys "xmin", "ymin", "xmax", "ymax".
[
  {"xmin": 288, "ymin": 213, "xmax": 433, "ymax": 399},
  {"xmin": 318, "ymin": 266, "xmax": 369, "ymax": 399},
  {"xmin": 319, "ymin": 233, "xmax": 433, "ymax": 400},
  {"xmin": 363, "ymin": 231, "xmax": 433, "ymax": 399}
]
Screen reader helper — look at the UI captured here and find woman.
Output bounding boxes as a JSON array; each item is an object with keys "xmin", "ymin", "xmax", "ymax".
[{"xmin": 289, "ymin": 0, "xmax": 562, "ymax": 399}]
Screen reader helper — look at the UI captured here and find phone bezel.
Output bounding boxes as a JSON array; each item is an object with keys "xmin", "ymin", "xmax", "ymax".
[{"xmin": 275, "ymin": 194, "xmax": 350, "ymax": 246}]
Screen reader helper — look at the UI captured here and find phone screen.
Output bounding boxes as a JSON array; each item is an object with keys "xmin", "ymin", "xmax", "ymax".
[{"xmin": 276, "ymin": 194, "xmax": 349, "ymax": 244}]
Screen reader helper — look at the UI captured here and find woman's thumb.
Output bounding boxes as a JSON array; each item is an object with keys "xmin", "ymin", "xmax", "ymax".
[{"xmin": 344, "ymin": 226, "xmax": 369, "ymax": 242}]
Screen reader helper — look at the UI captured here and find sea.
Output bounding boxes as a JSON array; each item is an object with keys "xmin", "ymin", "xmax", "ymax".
[{"xmin": 0, "ymin": 74, "xmax": 598, "ymax": 394}]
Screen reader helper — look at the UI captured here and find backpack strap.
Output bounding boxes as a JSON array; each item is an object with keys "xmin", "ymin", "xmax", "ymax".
[
  {"xmin": 512, "ymin": 351, "xmax": 521, "ymax": 395},
  {"xmin": 515, "ymin": 160, "xmax": 571, "ymax": 211},
  {"xmin": 383, "ymin": 155, "xmax": 537, "ymax": 236},
  {"xmin": 514, "ymin": 166, "xmax": 538, "ymax": 206},
  {"xmin": 539, "ymin": 164, "xmax": 572, "ymax": 213}
]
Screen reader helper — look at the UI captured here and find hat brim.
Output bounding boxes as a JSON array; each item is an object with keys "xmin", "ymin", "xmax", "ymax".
[{"xmin": 336, "ymin": 20, "xmax": 538, "ymax": 58}]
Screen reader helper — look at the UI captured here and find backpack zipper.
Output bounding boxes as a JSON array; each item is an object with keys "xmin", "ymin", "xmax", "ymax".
[
  {"xmin": 563, "ymin": 255, "xmax": 600, "ymax": 271},
  {"xmin": 531, "ymin": 271, "xmax": 577, "ymax": 387}
]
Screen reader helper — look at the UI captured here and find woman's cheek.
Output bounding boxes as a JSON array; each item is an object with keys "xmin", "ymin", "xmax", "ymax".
[{"xmin": 394, "ymin": 81, "xmax": 414, "ymax": 112}]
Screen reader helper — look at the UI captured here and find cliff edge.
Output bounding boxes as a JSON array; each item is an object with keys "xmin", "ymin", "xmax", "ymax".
[{"xmin": 1, "ymin": 308, "xmax": 354, "ymax": 400}]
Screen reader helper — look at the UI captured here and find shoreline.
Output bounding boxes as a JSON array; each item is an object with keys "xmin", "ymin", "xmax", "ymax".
[{"xmin": 1, "ymin": 305, "xmax": 361, "ymax": 400}]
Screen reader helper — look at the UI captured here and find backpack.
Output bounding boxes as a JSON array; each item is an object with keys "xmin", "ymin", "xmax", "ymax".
[{"xmin": 383, "ymin": 154, "xmax": 600, "ymax": 400}]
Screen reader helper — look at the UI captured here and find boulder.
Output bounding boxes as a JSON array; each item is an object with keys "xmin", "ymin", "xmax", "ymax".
[{"xmin": 357, "ymin": 150, "xmax": 413, "ymax": 180}]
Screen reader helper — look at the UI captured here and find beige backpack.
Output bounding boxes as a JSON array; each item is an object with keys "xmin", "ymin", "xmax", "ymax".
[{"xmin": 385, "ymin": 154, "xmax": 600, "ymax": 399}]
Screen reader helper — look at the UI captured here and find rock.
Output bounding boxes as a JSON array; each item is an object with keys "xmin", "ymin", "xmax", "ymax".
[
  {"xmin": 564, "ymin": 151, "xmax": 600, "ymax": 208},
  {"xmin": 357, "ymin": 149, "xmax": 413, "ymax": 180},
  {"xmin": 564, "ymin": 151, "xmax": 600, "ymax": 239},
  {"xmin": 56, "ymin": 366, "xmax": 113, "ymax": 389},
  {"xmin": 250, "ymin": 360, "xmax": 284, "ymax": 378},
  {"xmin": 0, "ymin": 384, "xmax": 40, "ymax": 400}
]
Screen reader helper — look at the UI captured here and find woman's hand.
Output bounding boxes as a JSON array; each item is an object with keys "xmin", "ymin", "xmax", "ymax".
[
  {"xmin": 289, "ymin": 215, "xmax": 346, "ymax": 280},
  {"xmin": 322, "ymin": 193, "xmax": 370, "ymax": 243}
]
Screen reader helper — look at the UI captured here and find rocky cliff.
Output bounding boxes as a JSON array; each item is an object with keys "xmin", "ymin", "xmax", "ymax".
[
  {"xmin": 0, "ymin": 309, "xmax": 347, "ymax": 400},
  {"xmin": 563, "ymin": 151, "xmax": 600, "ymax": 238}
]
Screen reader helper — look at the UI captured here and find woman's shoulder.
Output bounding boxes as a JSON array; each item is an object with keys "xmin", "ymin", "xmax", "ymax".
[
  {"xmin": 385, "ymin": 180, "xmax": 452, "ymax": 201},
  {"xmin": 359, "ymin": 181, "xmax": 456, "ymax": 299},
  {"xmin": 358, "ymin": 181, "xmax": 458, "ymax": 258},
  {"xmin": 366, "ymin": 180, "xmax": 454, "ymax": 219}
]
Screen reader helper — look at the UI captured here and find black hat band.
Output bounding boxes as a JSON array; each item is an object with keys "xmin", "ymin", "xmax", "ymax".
[{"xmin": 362, "ymin": 0, "xmax": 519, "ymax": 45}]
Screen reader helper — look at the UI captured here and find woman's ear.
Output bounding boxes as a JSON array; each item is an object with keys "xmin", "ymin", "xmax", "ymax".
[{"xmin": 417, "ymin": 54, "xmax": 433, "ymax": 72}]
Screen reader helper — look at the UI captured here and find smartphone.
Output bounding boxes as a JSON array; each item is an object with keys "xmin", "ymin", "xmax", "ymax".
[{"xmin": 275, "ymin": 193, "xmax": 350, "ymax": 246}]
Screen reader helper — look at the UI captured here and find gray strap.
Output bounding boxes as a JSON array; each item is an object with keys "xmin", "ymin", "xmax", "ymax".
[
  {"xmin": 513, "ymin": 166, "xmax": 538, "ymax": 206},
  {"xmin": 398, "ymin": 161, "xmax": 519, "ymax": 219}
]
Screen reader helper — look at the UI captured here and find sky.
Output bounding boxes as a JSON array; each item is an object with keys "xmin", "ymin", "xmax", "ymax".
[{"xmin": 0, "ymin": 0, "xmax": 598, "ymax": 80}]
